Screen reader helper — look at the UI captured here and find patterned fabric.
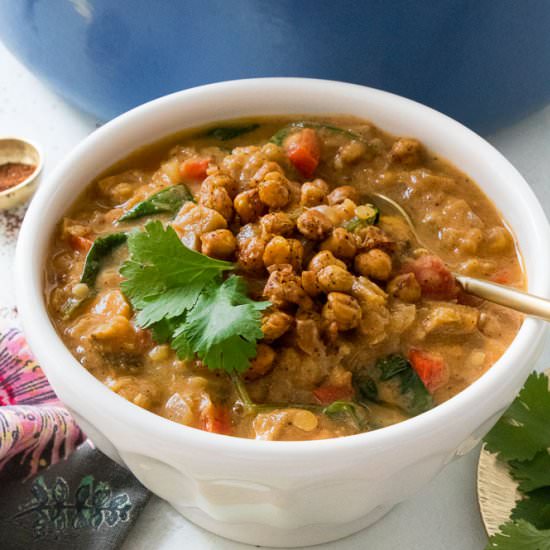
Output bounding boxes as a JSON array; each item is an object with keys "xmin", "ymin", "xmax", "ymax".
[
  {"xmin": 0, "ymin": 327, "xmax": 84, "ymax": 480},
  {"xmin": 0, "ymin": 326, "xmax": 150, "ymax": 549}
]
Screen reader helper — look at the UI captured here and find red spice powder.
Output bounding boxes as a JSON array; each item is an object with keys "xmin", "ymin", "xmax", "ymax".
[{"xmin": 0, "ymin": 162, "xmax": 36, "ymax": 192}]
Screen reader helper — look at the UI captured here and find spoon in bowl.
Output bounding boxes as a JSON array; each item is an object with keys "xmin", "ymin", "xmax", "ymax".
[{"xmin": 371, "ymin": 192, "xmax": 550, "ymax": 322}]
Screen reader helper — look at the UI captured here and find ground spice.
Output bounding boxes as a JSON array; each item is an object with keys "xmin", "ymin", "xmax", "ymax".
[{"xmin": 0, "ymin": 162, "xmax": 36, "ymax": 192}]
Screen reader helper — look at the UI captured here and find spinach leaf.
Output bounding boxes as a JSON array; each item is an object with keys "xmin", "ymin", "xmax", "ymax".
[
  {"xmin": 353, "ymin": 372, "xmax": 378, "ymax": 402},
  {"xmin": 80, "ymin": 232, "xmax": 127, "ymax": 287},
  {"xmin": 118, "ymin": 184, "xmax": 193, "ymax": 222},
  {"xmin": 323, "ymin": 401, "xmax": 368, "ymax": 431},
  {"xmin": 378, "ymin": 354, "xmax": 411, "ymax": 381},
  {"xmin": 204, "ymin": 124, "xmax": 260, "ymax": 141}
]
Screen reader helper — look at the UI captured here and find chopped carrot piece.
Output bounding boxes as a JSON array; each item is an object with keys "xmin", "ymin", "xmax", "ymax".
[
  {"xmin": 313, "ymin": 384, "xmax": 354, "ymax": 405},
  {"xmin": 490, "ymin": 267, "xmax": 513, "ymax": 285},
  {"xmin": 408, "ymin": 349, "xmax": 448, "ymax": 393},
  {"xmin": 69, "ymin": 235, "xmax": 93, "ymax": 254},
  {"xmin": 284, "ymin": 129, "xmax": 321, "ymax": 179},
  {"xmin": 199, "ymin": 404, "xmax": 232, "ymax": 435},
  {"xmin": 179, "ymin": 158, "xmax": 210, "ymax": 181}
]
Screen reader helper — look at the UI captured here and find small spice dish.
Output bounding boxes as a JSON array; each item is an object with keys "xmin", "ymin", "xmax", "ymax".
[{"xmin": 0, "ymin": 137, "xmax": 43, "ymax": 209}]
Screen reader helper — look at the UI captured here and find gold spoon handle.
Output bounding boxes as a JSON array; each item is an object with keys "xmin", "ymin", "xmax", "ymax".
[{"xmin": 455, "ymin": 274, "xmax": 550, "ymax": 322}]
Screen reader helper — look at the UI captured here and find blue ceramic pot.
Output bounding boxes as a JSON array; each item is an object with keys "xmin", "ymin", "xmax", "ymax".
[{"xmin": 1, "ymin": 0, "xmax": 549, "ymax": 132}]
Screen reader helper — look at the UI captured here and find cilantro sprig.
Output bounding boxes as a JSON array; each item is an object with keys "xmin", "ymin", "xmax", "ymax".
[
  {"xmin": 483, "ymin": 371, "xmax": 550, "ymax": 549},
  {"xmin": 120, "ymin": 221, "xmax": 269, "ymax": 373}
]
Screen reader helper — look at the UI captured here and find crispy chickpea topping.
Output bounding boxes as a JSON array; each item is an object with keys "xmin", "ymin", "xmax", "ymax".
[
  {"xmin": 263, "ymin": 236, "xmax": 303, "ymax": 270},
  {"xmin": 322, "ymin": 292, "xmax": 362, "ymax": 331},
  {"xmin": 354, "ymin": 249, "xmax": 393, "ymax": 280},
  {"xmin": 297, "ymin": 209, "xmax": 333, "ymax": 241},
  {"xmin": 320, "ymin": 227, "xmax": 357, "ymax": 259},
  {"xmin": 316, "ymin": 265, "xmax": 354, "ymax": 293},
  {"xmin": 234, "ymin": 188, "xmax": 266, "ymax": 223},
  {"xmin": 260, "ymin": 212, "xmax": 295, "ymax": 237},
  {"xmin": 199, "ymin": 181, "xmax": 233, "ymax": 220},
  {"xmin": 300, "ymin": 178, "xmax": 329, "ymax": 207},
  {"xmin": 301, "ymin": 270, "xmax": 322, "ymax": 297},
  {"xmin": 390, "ymin": 138, "xmax": 423, "ymax": 166},
  {"xmin": 258, "ymin": 171, "xmax": 290, "ymax": 208},
  {"xmin": 262, "ymin": 310, "xmax": 293, "ymax": 342},
  {"xmin": 308, "ymin": 250, "xmax": 347, "ymax": 273}
]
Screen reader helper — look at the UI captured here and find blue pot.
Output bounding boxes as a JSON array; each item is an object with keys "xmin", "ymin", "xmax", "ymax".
[{"xmin": 1, "ymin": 1, "xmax": 549, "ymax": 132}]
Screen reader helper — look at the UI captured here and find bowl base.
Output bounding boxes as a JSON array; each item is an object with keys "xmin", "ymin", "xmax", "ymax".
[{"xmin": 170, "ymin": 501, "xmax": 394, "ymax": 547}]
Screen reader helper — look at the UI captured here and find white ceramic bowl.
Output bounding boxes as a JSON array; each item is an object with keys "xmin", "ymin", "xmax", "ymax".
[{"xmin": 15, "ymin": 79, "xmax": 550, "ymax": 547}]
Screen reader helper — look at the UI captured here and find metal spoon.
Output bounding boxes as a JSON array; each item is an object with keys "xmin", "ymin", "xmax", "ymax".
[{"xmin": 371, "ymin": 192, "xmax": 550, "ymax": 321}]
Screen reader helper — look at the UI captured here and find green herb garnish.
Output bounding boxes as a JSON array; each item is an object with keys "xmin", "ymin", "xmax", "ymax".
[
  {"xmin": 81, "ymin": 232, "xmax": 127, "ymax": 287},
  {"xmin": 323, "ymin": 400, "xmax": 368, "ymax": 430},
  {"xmin": 120, "ymin": 221, "xmax": 269, "ymax": 373},
  {"xmin": 204, "ymin": 124, "xmax": 260, "ymax": 142},
  {"xmin": 484, "ymin": 371, "xmax": 550, "ymax": 548},
  {"xmin": 344, "ymin": 204, "xmax": 380, "ymax": 231},
  {"xmin": 118, "ymin": 184, "xmax": 194, "ymax": 222}
]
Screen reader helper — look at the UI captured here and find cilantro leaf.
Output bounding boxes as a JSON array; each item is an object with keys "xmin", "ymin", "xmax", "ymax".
[
  {"xmin": 510, "ymin": 451, "xmax": 550, "ymax": 493},
  {"xmin": 172, "ymin": 276, "xmax": 270, "ymax": 373},
  {"xmin": 120, "ymin": 221, "xmax": 232, "ymax": 326},
  {"xmin": 512, "ymin": 488, "xmax": 550, "ymax": 530},
  {"xmin": 484, "ymin": 372, "xmax": 550, "ymax": 461},
  {"xmin": 486, "ymin": 520, "xmax": 550, "ymax": 550}
]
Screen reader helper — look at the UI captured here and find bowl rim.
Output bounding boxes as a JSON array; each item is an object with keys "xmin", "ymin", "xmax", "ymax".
[
  {"xmin": 15, "ymin": 77, "xmax": 550, "ymax": 457},
  {"xmin": 0, "ymin": 136, "xmax": 43, "ymax": 197}
]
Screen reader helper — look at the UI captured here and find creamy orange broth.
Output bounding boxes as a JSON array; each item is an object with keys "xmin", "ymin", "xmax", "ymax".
[{"xmin": 45, "ymin": 116, "xmax": 523, "ymax": 440}]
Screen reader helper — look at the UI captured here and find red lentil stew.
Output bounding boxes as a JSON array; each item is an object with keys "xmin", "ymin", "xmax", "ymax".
[{"xmin": 46, "ymin": 116, "xmax": 523, "ymax": 440}]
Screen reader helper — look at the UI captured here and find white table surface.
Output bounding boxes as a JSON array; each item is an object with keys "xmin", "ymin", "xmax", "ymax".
[{"xmin": 2, "ymin": 40, "xmax": 550, "ymax": 550}]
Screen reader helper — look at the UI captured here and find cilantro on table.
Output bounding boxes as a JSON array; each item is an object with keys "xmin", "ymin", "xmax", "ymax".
[
  {"xmin": 120, "ymin": 220, "xmax": 269, "ymax": 373},
  {"xmin": 486, "ymin": 520, "xmax": 550, "ymax": 550},
  {"xmin": 483, "ymin": 371, "xmax": 550, "ymax": 549},
  {"xmin": 484, "ymin": 372, "xmax": 550, "ymax": 462}
]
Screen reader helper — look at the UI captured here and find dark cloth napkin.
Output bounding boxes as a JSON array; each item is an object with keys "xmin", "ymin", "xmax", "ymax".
[{"xmin": 0, "ymin": 326, "xmax": 150, "ymax": 549}]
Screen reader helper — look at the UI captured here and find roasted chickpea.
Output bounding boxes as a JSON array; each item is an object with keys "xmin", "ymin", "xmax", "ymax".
[
  {"xmin": 200, "ymin": 229, "xmax": 237, "ymax": 260},
  {"xmin": 308, "ymin": 250, "xmax": 346, "ymax": 273},
  {"xmin": 354, "ymin": 249, "xmax": 392, "ymax": 280},
  {"xmin": 261, "ymin": 310, "xmax": 293, "ymax": 341},
  {"xmin": 301, "ymin": 270, "xmax": 322, "ymax": 297},
  {"xmin": 245, "ymin": 343, "xmax": 276, "ymax": 381},
  {"xmin": 202, "ymin": 172, "xmax": 238, "ymax": 198},
  {"xmin": 237, "ymin": 236, "xmax": 266, "ymax": 272},
  {"xmin": 263, "ymin": 264, "xmax": 313, "ymax": 309},
  {"xmin": 297, "ymin": 209, "xmax": 333, "ymax": 241},
  {"xmin": 258, "ymin": 171, "xmax": 290, "ymax": 208},
  {"xmin": 199, "ymin": 180, "xmax": 233, "ymax": 220},
  {"xmin": 317, "ymin": 265, "xmax": 354, "ymax": 293},
  {"xmin": 234, "ymin": 189, "xmax": 266, "ymax": 223},
  {"xmin": 322, "ymin": 292, "xmax": 361, "ymax": 331},
  {"xmin": 320, "ymin": 227, "xmax": 357, "ymax": 259},
  {"xmin": 390, "ymin": 138, "xmax": 423, "ymax": 166},
  {"xmin": 263, "ymin": 236, "xmax": 303, "ymax": 270},
  {"xmin": 260, "ymin": 212, "xmax": 295, "ymax": 237},
  {"xmin": 387, "ymin": 273, "xmax": 421, "ymax": 302},
  {"xmin": 327, "ymin": 185, "xmax": 359, "ymax": 206},
  {"xmin": 300, "ymin": 178, "xmax": 329, "ymax": 207}
]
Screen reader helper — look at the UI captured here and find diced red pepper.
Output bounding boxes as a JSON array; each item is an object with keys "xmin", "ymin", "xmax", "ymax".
[
  {"xmin": 199, "ymin": 404, "xmax": 232, "ymax": 435},
  {"xmin": 284, "ymin": 128, "xmax": 321, "ymax": 179},
  {"xmin": 313, "ymin": 385, "xmax": 354, "ymax": 405},
  {"xmin": 408, "ymin": 348, "xmax": 448, "ymax": 393},
  {"xmin": 402, "ymin": 255, "xmax": 458, "ymax": 300},
  {"xmin": 179, "ymin": 158, "xmax": 210, "ymax": 181},
  {"xmin": 69, "ymin": 235, "xmax": 93, "ymax": 254}
]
